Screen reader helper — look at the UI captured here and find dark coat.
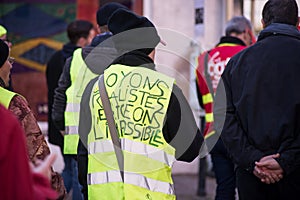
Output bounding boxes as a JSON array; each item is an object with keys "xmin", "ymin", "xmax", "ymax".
[
  {"xmin": 46, "ymin": 42, "xmax": 79, "ymax": 150},
  {"xmin": 215, "ymin": 23, "xmax": 300, "ymax": 175}
]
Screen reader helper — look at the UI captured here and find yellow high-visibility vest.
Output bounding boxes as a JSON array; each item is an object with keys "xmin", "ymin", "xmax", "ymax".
[
  {"xmin": 87, "ymin": 64, "xmax": 176, "ymax": 200},
  {"xmin": 64, "ymin": 48, "xmax": 97, "ymax": 154},
  {"xmin": 0, "ymin": 86, "xmax": 17, "ymax": 108}
]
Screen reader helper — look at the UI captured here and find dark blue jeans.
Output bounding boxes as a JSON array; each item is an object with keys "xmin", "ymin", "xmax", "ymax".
[
  {"xmin": 211, "ymin": 138, "xmax": 236, "ymax": 200},
  {"xmin": 62, "ymin": 155, "xmax": 83, "ymax": 200}
]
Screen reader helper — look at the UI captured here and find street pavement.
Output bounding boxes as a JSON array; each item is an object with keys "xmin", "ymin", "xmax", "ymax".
[{"xmin": 174, "ymin": 174, "xmax": 216, "ymax": 200}]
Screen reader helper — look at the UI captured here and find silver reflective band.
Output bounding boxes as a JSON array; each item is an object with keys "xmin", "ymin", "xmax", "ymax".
[
  {"xmin": 88, "ymin": 138, "xmax": 175, "ymax": 167},
  {"xmin": 66, "ymin": 102, "xmax": 80, "ymax": 112},
  {"xmin": 126, "ymin": 172, "xmax": 174, "ymax": 195},
  {"xmin": 88, "ymin": 140, "xmax": 114, "ymax": 154},
  {"xmin": 65, "ymin": 126, "xmax": 78, "ymax": 135},
  {"xmin": 88, "ymin": 170, "xmax": 123, "ymax": 185},
  {"xmin": 88, "ymin": 171, "xmax": 174, "ymax": 195},
  {"xmin": 121, "ymin": 138, "xmax": 175, "ymax": 167}
]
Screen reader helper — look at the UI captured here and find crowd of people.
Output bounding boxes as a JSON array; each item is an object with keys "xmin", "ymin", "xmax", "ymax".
[{"xmin": 0, "ymin": 0, "xmax": 300, "ymax": 199}]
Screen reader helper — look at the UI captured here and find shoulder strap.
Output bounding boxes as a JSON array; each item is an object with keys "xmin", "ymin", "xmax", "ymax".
[
  {"xmin": 98, "ymin": 75, "xmax": 124, "ymax": 182},
  {"xmin": 203, "ymin": 51, "xmax": 215, "ymax": 98}
]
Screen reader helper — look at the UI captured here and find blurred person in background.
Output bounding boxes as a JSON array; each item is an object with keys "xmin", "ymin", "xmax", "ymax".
[
  {"xmin": 0, "ymin": 24, "xmax": 13, "ymax": 91},
  {"xmin": 0, "ymin": 24, "xmax": 12, "ymax": 48},
  {"xmin": 196, "ymin": 16, "xmax": 254, "ymax": 200},
  {"xmin": 0, "ymin": 39, "xmax": 66, "ymax": 199},
  {"xmin": 46, "ymin": 19, "xmax": 95, "ymax": 200},
  {"xmin": 51, "ymin": 3, "xmax": 127, "ymax": 198},
  {"xmin": 0, "ymin": 104, "xmax": 58, "ymax": 200}
]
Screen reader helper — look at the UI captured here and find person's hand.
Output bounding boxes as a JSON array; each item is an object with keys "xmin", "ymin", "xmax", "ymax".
[
  {"xmin": 254, "ymin": 153, "xmax": 283, "ymax": 184},
  {"xmin": 31, "ymin": 154, "xmax": 57, "ymax": 181}
]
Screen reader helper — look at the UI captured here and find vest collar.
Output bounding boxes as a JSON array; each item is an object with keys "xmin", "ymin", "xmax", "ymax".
[
  {"xmin": 111, "ymin": 50, "xmax": 155, "ymax": 70},
  {"xmin": 217, "ymin": 36, "xmax": 246, "ymax": 46}
]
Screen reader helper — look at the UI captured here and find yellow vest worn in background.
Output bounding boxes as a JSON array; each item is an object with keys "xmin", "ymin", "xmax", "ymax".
[
  {"xmin": 87, "ymin": 64, "xmax": 176, "ymax": 200},
  {"xmin": 64, "ymin": 48, "xmax": 97, "ymax": 154},
  {"xmin": 0, "ymin": 86, "xmax": 17, "ymax": 108}
]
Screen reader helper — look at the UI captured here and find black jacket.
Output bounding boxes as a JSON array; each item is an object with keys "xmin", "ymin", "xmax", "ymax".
[
  {"xmin": 214, "ymin": 23, "xmax": 300, "ymax": 175},
  {"xmin": 46, "ymin": 42, "xmax": 79, "ymax": 150},
  {"xmin": 77, "ymin": 50, "xmax": 204, "ymax": 199}
]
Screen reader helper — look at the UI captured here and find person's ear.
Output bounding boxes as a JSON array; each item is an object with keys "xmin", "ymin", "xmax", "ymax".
[
  {"xmin": 77, "ymin": 37, "xmax": 91, "ymax": 48},
  {"xmin": 148, "ymin": 49, "xmax": 155, "ymax": 60},
  {"xmin": 96, "ymin": 24, "xmax": 101, "ymax": 34},
  {"xmin": 261, "ymin": 18, "xmax": 266, "ymax": 28}
]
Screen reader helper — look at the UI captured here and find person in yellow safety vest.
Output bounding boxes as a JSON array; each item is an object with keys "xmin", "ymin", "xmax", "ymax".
[
  {"xmin": 0, "ymin": 39, "xmax": 66, "ymax": 198},
  {"xmin": 52, "ymin": 21, "xmax": 96, "ymax": 155},
  {"xmin": 50, "ymin": 20, "xmax": 96, "ymax": 200},
  {"xmin": 0, "ymin": 24, "xmax": 13, "ymax": 91},
  {"xmin": 52, "ymin": 3, "xmax": 128, "ymax": 199},
  {"xmin": 0, "ymin": 25, "xmax": 12, "ymax": 48},
  {"xmin": 52, "ymin": 3, "xmax": 127, "ymax": 155},
  {"xmin": 77, "ymin": 9, "xmax": 204, "ymax": 200}
]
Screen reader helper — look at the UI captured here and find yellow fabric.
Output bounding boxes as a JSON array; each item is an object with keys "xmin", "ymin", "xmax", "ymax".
[
  {"xmin": 88, "ymin": 183, "xmax": 176, "ymax": 200},
  {"xmin": 205, "ymin": 130, "xmax": 216, "ymax": 139},
  {"xmin": 65, "ymin": 48, "xmax": 84, "ymax": 126},
  {"xmin": 87, "ymin": 64, "xmax": 176, "ymax": 199},
  {"xmin": 64, "ymin": 111, "xmax": 79, "ymax": 125},
  {"xmin": 205, "ymin": 113, "xmax": 214, "ymax": 123},
  {"xmin": 64, "ymin": 48, "xmax": 97, "ymax": 154},
  {"xmin": 0, "ymin": 87, "xmax": 17, "ymax": 108},
  {"xmin": 63, "ymin": 135, "xmax": 79, "ymax": 154},
  {"xmin": 125, "ymin": 184, "xmax": 175, "ymax": 200},
  {"xmin": 217, "ymin": 43, "xmax": 240, "ymax": 47},
  {"xmin": 88, "ymin": 152, "xmax": 120, "ymax": 173},
  {"xmin": 202, "ymin": 93, "xmax": 213, "ymax": 104},
  {"xmin": 88, "ymin": 183, "xmax": 124, "ymax": 200},
  {"xmin": 0, "ymin": 25, "xmax": 7, "ymax": 37}
]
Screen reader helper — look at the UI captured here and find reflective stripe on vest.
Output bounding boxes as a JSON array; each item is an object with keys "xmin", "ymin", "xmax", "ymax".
[
  {"xmin": 64, "ymin": 48, "xmax": 97, "ymax": 154},
  {"xmin": 0, "ymin": 87, "xmax": 17, "ymax": 108},
  {"xmin": 202, "ymin": 93, "xmax": 213, "ymax": 104},
  {"xmin": 65, "ymin": 125, "xmax": 79, "ymax": 135},
  {"xmin": 205, "ymin": 112, "xmax": 214, "ymax": 123},
  {"xmin": 65, "ymin": 102, "xmax": 80, "ymax": 112},
  {"xmin": 88, "ymin": 171, "xmax": 174, "ymax": 195},
  {"xmin": 89, "ymin": 138, "xmax": 176, "ymax": 167},
  {"xmin": 87, "ymin": 64, "xmax": 175, "ymax": 199}
]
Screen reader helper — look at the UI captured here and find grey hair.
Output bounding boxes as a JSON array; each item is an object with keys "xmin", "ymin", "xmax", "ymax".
[{"xmin": 225, "ymin": 16, "xmax": 252, "ymax": 36}]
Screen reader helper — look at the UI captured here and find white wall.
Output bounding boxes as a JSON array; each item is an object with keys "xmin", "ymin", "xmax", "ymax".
[
  {"xmin": 143, "ymin": 0, "xmax": 199, "ymax": 174},
  {"xmin": 244, "ymin": 0, "xmax": 300, "ymax": 33},
  {"xmin": 145, "ymin": 0, "xmax": 194, "ymax": 99},
  {"xmin": 201, "ymin": 0, "xmax": 226, "ymax": 50}
]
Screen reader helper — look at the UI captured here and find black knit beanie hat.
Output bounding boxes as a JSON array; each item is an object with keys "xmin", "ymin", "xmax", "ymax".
[
  {"xmin": 0, "ymin": 39, "xmax": 9, "ymax": 68},
  {"xmin": 96, "ymin": 2, "xmax": 128, "ymax": 26},
  {"xmin": 107, "ymin": 9, "xmax": 160, "ymax": 54}
]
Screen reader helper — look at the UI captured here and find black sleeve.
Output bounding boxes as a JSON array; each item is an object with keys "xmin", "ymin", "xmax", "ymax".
[
  {"xmin": 77, "ymin": 139, "xmax": 88, "ymax": 200},
  {"xmin": 46, "ymin": 50, "xmax": 64, "ymax": 105},
  {"xmin": 163, "ymin": 84, "xmax": 204, "ymax": 162},
  {"xmin": 78, "ymin": 77, "xmax": 98, "ymax": 200},
  {"xmin": 214, "ymin": 61, "xmax": 264, "ymax": 172},
  {"xmin": 51, "ymin": 57, "xmax": 72, "ymax": 131}
]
